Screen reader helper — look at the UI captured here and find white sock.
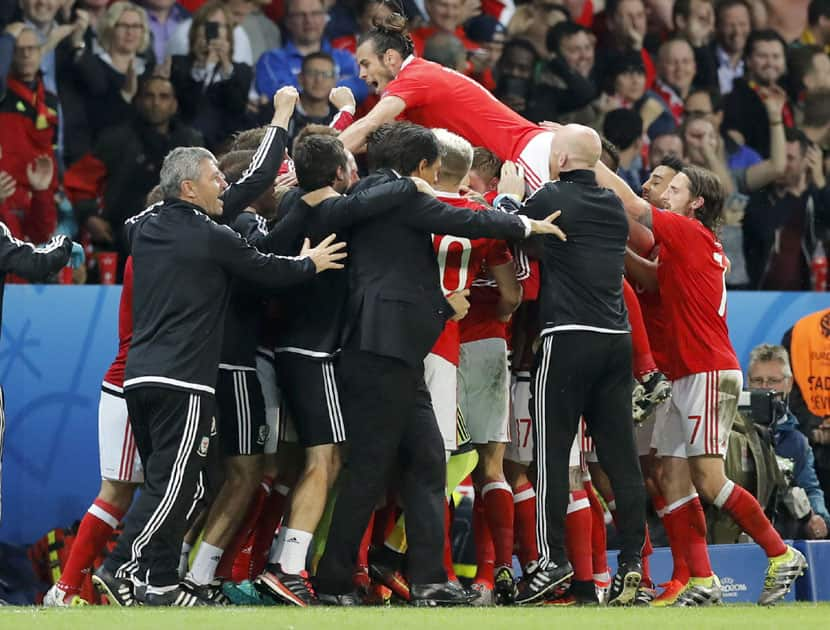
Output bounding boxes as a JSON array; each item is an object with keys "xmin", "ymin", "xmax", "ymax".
[
  {"xmin": 276, "ymin": 528, "xmax": 313, "ymax": 575},
  {"xmin": 186, "ymin": 542, "xmax": 223, "ymax": 585}
]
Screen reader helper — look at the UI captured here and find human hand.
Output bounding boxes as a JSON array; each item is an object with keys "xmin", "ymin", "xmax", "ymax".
[
  {"xmin": 154, "ymin": 55, "xmax": 172, "ymax": 79},
  {"xmin": 71, "ymin": 9, "xmax": 89, "ymax": 47},
  {"xmin": 26, "ymin": 155, "xmax": 54, "ymax": 192},
  {"xmin": 805, "ymin": 513, "xmax": 828, "ymax": 539},
  {"xmin": 329, "ymin": 86, "xmax": 355, "ymax": 111},
  {"xmin": 272, "ymin": 86, "xmax": 299, "ymax": 127},
  {"xmin": 686, "ymin": 1, "xmax": 714, "ymax": 46},
  {"xmin": 85, "ymin": 215, "xmax": 114, "ymax": 243},
  {"xmin": 528, "ymin": 210, "xmax": 567, "ymax": 241},
  {"xmin": 301, "ymin": 233, "xmax": 348, "ymax": 273},
  {"xmin": 0, "ymin": 171, "xmax": 16, "ymax": 203},
  {"xmin": 4, "ymin": 22, "xmax": 26, "ymax": 39},
  {"xmin": 806, "ymin": 143, "xmax": 826, "ymax": 188},
  {"xmin": 447, "ymin": 288, "xmax": 470, "ymax": 321},
  {"xmin": 539, "ymin": 120, "xmax": 563, "ymax": 132},
  {"xmin": 69, "ymin": 241, "xmax": 85, "ymax": 269},
  {"xmin": 759, "ymin": 84, "xmax": 787, "ymax": 120},
  {"xmin": 274, "ymin": 169, "xmax": 298, "ymax": 189},
  {"xmin": 497, "ymin": 161, "xmax": 526, "ymax": 200},
  {"xmin": 459, "ymin": 0, "xmax": 482, "ymax": 23},
  {"xmin": 43, "ymin": 23, "xmax": 75, "ymax": 53}
]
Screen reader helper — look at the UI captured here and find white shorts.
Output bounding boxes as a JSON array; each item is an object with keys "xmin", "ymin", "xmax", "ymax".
[
  {"xmin": 656, "ymin": 370, "xmax": 743, "ymax": 459},
  {"xmin": 458, "ymin": 338, "xmax": 511, "ymax": 445},
  {"xmin": 649, "ymin": 398, "xmax": 671, "ymax": 452},
  {"xmin": 256, "ymin": 350, "xmax": 283, "ymax": 453},
  {"xmin": 424, "ymin": 353, "xmax": 458, "ymax": 452},
  {"xmin": 635, "ymin": 413, "xmax": 657, "ymax": 457},
  {"xmin": 516, "ymin": 130, "xmax": 554, "ymax": 195},
  {"xmin": 506, "ymin": 372, "xmax": 533, "ymax": 464},
  {"xmin": 98, "ymin": 385, "xmax": 144, "ymax": 483},
  {"xmin": 576, "ymin": 418, "xmax": 594, "ymax": 467}
]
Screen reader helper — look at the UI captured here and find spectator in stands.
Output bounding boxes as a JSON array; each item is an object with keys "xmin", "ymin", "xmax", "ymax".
[
  {"xmin": 680, "ymin": 113, "xmax": 736, "ymax": 196},
  {"xmin": 286, "ymin": 53, "xmax": 356, "ymax": 147},
  {"xmin": 603, "ymin": 107, "xmax": 645, "ymax": 194},
  {"xmin": 409, "ymin": 0, "xmax": 477, "ymax": 56},
  {"xmin": 672, "ymin": 0, "xmax": 718, "ymax": 90},
  {"xmin": 747, "ymin": 343, "xmax": 830, "ymax": 539},
  {"xmin": 532, "ymin": 21, "xmax": 599, "ymax": 124},
  {"xmin": 785, "ymin": 45, "xmax": 830, "ymax": 116},
  {"xmin": 493, "ymin": 38, "xmax": 537, "ymax": 115},
  {"xmin": 0, "ymin": 26, "xmax": 59, "ymax": 241},
  {"xmin": 142, "ymin": 0, "xmax": 189, "ymax": 63},
  {"xmin": 802, "ymin": 0, "xmax": 830, "ymax": 52},
  {"xmin": 331, "ymin": 0, "xmax": 393, "ymax": 53},
  {"xmin": 604, "ymin": 51, "xmax": 674, "ymax": 139},
  {"xmin": 82, "ymin": 2, "xmax": 153, "ymax": 141},
  {"xmin": 227, "ymin": 0, "xmax": 282, "ymax": 63},
  {"xmin": 506, "ymin": 0, "xmax": 569, "ymax": 57},
  {"xmin": 648, "ymin": 130, "xmax": 684, "ymax": 169},
  {"xmin": 653, "ymin": 37, "xmax": 697, "ymax": 126},
  {"xmin": 422, "ymin": 32, "xmax": 467, "ymax": 71},
  {"xmin": 166, "ymin": 0, "xmax": 254, "ymax": 65},
  {"xmin": 255, "ymin": 0, "xmax": 367, "ymax": 103},
  {"xmin": 168, "ymin": 0, "xmax": 253, "ymax": 150},
  {"xmin": 722, "ymin": 29, "xmax": 792, "ymax": 158},
  {"xmin": 801, "ymin": 89, "xmax": 830, "ymax": 166},
  {"xmin": 73, "ymin": 76, "xmax": 203, "ymax": 273},
  {"xmin": 743, "ymin": 127, "xmax": 830, "ymax": 290},
  {"xmin": 713, "ymin": 0, "xmax": 751, "ymax": 94},
  {"xmin": 595, "ymin": 0, "xmax": 656, "ymax": 88},
  {"xmin": 464, "ymin": 13, "xmax": 507, "ymax": 70}
]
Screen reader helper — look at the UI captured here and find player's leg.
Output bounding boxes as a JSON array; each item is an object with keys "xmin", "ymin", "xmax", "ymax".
[{"xmin": 686, "ymin": 370, "xmax": 805, "ymax": 605}]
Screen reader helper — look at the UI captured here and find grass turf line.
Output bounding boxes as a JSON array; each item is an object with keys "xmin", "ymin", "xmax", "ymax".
[{"xmin": 0, "ymin": 604, "xmax": 828, "ymax": 630}]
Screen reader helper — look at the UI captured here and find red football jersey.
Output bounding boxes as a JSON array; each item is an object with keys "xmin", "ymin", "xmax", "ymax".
[
  {"xmin": 103, "ymin": 255, "xmax": 133, "ymax": 388},
  {"xmin": 651, "ymin": 207, "xmax": 739, "ymax": 379},
  {"xmin": 634, "ymin": 284, "xmax": 671, "ymax": 376},
  {"xmin": 430, "ymin": 194, "xmax": 512, "ymax": 365},
  {"xmin": 383, "ymin": 57, "xmax": 544, "ymax": 162}
]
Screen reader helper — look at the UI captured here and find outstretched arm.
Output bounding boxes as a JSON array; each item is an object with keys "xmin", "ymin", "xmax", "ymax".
[
  {"xmin": 595, "ymin": 161, "xmax": 654, "ymax": 227},
  {"xmin": 338, "ymin": 96, "xmax": 406, "ymax": 154},
  {"xmin": 624, "ymin": 247, "xmax": 659, "ymax": 293}
]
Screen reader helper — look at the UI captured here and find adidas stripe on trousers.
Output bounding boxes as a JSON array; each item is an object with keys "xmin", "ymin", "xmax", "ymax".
[
  {"xmin": 531, "ymin": 331, "xmax": 646, "ymax": 568},
  {"xmin": 103, "ymin": 387, "xmax": 214, "ymax": 587}
]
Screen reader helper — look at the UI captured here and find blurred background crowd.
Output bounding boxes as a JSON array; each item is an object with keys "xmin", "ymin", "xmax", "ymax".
[{"xmin": 1, "ymin": 0, "xmax": 828, "ymax": 289}]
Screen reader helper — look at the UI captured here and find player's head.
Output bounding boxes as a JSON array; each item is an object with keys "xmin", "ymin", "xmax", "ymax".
[
  {"xmin": 469, "ymin": 147, "xmax": 502, "ymax": 193},
  {"xmin": 660, "ymin": 165, "xmax": 724, "ymax": 231},
  {"xmin": 160, "ymin": 146, "xmax": 226, "ymax": 216},
  {"xmin": 641, "ymin": 154, "xmax": 684, "ymax": 208},
  {"xmin": 367, "ymin": 121, "xmax": 441, "ymax": 182},
  {"xmin": 548, "ymin": 124, "xmax": 602, "ymax": 180},
  {"xmin": 432, "ymin": 128, "xmax": 473, "ymax": 191},
  {"xmin": 294, "ymin": 134, "xmax": 350, "ymax": 193},
  {"xmin": 356, "ymin": 12, "xmax": 414, "ymax": 93},
  {"xmin": 294, "ymin": 122, "xmax": 339, "ymax": 146}
]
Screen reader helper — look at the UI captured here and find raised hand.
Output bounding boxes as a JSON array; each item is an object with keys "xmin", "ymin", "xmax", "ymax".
[
  {"xmin": 26, "ymin": 155, "xmax": 54, "ymax": 192},
  {"xmin": 0, "ymin": 171, "xmax": 16, "ymax": 203},
  {"xmin": 272, "ymin": 86, "xmax": 299, "ymax": 127},
  {"xmin": 301, "ymin": 233, "xmax": 348, "ymax": 273},
  {"xmin": 329, "ymin": 86, "xmax": 356, "ymax": 111},
  {"xmin": 497, "ymin": 161, "xmax": 526, "ymax": 200}
]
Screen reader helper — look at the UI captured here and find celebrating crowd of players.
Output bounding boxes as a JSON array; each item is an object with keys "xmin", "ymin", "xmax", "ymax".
[{"xmin": 30, "ymin": 13, "xmax": 809, "ymax": 610}]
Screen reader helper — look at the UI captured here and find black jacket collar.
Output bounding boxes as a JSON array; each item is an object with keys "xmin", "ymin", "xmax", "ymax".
[{"xmin": 560, "ymin": 169, "xmax": 597, "ymax": 186}]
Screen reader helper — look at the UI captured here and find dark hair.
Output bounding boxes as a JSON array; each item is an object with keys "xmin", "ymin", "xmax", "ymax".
[
  {"xmin": 803, "ymin": 88, "xmax": 830, "ymax": 127},
  {"xmin": 219, "ymin": 150, "xmax": 257, "ymax": 182},
  {"xmin": 423, "ymin": 32, "xmax": 466, "ymax": 69},
  {"xmin": 745, "ymin": 29, "xmax": 787, "ymax": 59},
  {"xmin": 659, "ymin": 153, "xmax": 686, "ymax": 173},
  {"xmin": 715, "ymin": 0, "xmax": 752, "ymax": 21},
  {"xmin": 502, "ymin": 38, "xmax": 539, "ymax": 64},
  {"xmin": 809, "ymin": 0, "xmax": 830, "ymax": 25},
  {"xmin": 681, "ymin": 165, "xmax": 724, "ymax": 232},
  {"xmin": 189, "ymin": 0, "xmax": 234, "ymax": 59},
  {"xmin": 546, "ymin": 21, "xmax": 590, "ymax": 56},
  {"xmin": 295, "ymin": 123, "xmax": 339, "ymax": 146},
  {"xmin": 786, "ymin": 45, "xmax": 824, "ymax": 97},
  {"xmin": 231, "ymin": 126, "xmax": 270, "ymax": 150},
  {"xmin": 784, "ymin": 126, "xmax": 810, "ymax": 154},
  {"xmin": 301, "ymin": 51, "xmax": 336, "ymax": 73},
  {"xmin": 672, "ymin": 0, "xmax": 694, "ymax": 23},
  {"xmin": 600, "ymin": 135, "xmax": 621, "ymax": 170},
  {"xmin": 366, "ymin": 121, "xmax": 439, "ymax": 174},
  {"xmin": 358, "ymin": 12, "xmax": 415, "ymax": 59},
  {"xmin": 137, "ymin": 75, "xmax": 175, "ymax": 98},
  {"xmin": 471, "ymin": 146, "xmax": 503, "ymax": 182},
  {"xmin": 686, "ymin": 85, "xmax": 723, "ymax": 112},
  {"xmin": 294, "ymin": 135, "xmax": 348, "ymax": 191},
  {"xmin": 603, "ymin": 108, "xmax": 644, "ymax": 150}
]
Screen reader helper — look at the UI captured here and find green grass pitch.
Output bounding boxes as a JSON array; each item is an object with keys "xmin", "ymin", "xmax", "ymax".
[{"xmin": 1, "ymin": 604, "xmax": 828, "ymax": 630}]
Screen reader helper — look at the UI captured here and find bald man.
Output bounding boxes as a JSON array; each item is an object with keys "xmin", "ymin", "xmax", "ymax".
[{"xmin": 510, "ymin": 125, "xmax": 647, "ymax": 606}]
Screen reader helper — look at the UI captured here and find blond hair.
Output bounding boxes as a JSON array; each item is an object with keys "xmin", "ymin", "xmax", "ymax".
[
  {"xmin": 433, "ymin": 128, "xmax": 473, "ymax": 185},
  {"xmin": 98, "ymin": 1, "xmax": 150, "ymax": 54}
]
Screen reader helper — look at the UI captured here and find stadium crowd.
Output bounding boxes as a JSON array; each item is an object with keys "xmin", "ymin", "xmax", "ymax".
[{"xmin": 0, "ymin": 0, "xmax": 829, "ymax": 612}]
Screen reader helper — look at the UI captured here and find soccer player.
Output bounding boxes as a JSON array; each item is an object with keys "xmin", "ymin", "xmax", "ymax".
[
  {"xmin": 597, "ymin": 161, "xmax": 808, "ymax": 606},
  {"xmin": 337, "ymin": 13, "xmax": 554, "ymax": 192}
]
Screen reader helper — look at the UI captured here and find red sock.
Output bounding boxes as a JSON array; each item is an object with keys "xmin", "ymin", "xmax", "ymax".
[
  {"xmin": 373, "ymin": 501, "xmax": 399, "ymax": 548},
  {"xmin": 623, "ymin": 278, "xmax": 657, "ymax": 380},
  {"xmin": 481, "ymin": 480, "xmax": 515, "ymax": 569},
  {"xmin": 512, "ymin": 482, "xmax": 538, "ymax": 569},
  {"xmin": 720, "ymin": 483, "xmax": 787, "ymax": 558},
  {"xmin": 218, "ymin": 476, "xmax": 272, "ymax": 581},
  {"xmin": 565, "ymin": 490, "xmax": 593, "ymax": 582},
  {"xmin": 358, "ymin": 512, "xmax": 374, "ymax": 569},
  {"xmin": 249, "ymin": 482, "xmax": 290, "ymax": 577},
  {"xmin": 473, "ymin": 494, "xmax": 495, "ymax": 586},
  {"xmin": 671, "ymin": 496, "xmax": 712, "ymax": 578},
  {"xmin": 57, "ymin": 499, "xmax": 125, "ymax": 594},
  {"xmin": 660, "ymin": 504, "xmax": 690, "ymax": 584},
  {"xmin": 443, "ymin": 501, "xmax": 458, "ymax": 581},
  {"xmin": 584, "ymin": 482, "xmax": 609, "ymax": 577},
  {"xmin": 642, "ymin": 524, "xmax": 653, "ymax": 587}
]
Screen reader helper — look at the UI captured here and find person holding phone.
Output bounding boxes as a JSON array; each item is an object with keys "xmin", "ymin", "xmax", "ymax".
[{"xmin": 168, "ymin": 0, "xmax": 253, "ymax": 150}]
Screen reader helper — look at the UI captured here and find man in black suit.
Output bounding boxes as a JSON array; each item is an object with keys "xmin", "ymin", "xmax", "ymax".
[{"xmin": 313, "ymin": 122, "xmax": 565, "ymax": 606}]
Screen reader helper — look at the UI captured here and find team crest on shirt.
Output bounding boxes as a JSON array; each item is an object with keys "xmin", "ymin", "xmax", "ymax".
[
  {"xmin": 197, "ymin": 436, "xmax": 210, "ymax": 457},
  {"xmin": 257, "ymin": 425, "xmax": 269, "ymax": 445}
]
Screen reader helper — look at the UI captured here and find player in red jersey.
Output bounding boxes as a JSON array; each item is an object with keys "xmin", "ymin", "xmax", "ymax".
[
  {"xmin": 597, "ymin": 162, "xmax": 807, "ymax": 607},
  {"xmin": 337, "ymin": 13, "xmax": 554, "ymax": 193},
  {"xmin": 44, "ymin": 256, "xmax": 143, "ymax": 607}
]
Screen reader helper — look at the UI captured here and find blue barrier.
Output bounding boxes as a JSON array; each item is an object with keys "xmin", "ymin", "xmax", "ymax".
[
  {"xmin": 794, "ymin": 541, "xmax": 830, "ymax": 602},
  {"xmin": 1, "ymin": 288, "xmax": 829, "ymax": 550}
]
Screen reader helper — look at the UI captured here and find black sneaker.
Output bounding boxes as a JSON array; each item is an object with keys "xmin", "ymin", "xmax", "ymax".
[
  {"xmin": 515, "ymin": 561, "xmax": 574, "ymax": 606},
  {"xmin": 255, "ymin": 564, "xmax": 317, "ymax": 607},
  {"xmin": 317, "ymin": 591, "xmax": 362, "ymax": 606},
  {"xmin": 144, "ymin": 586, "xmax": 210, "ymax": 607},
  {"xmin": 92, "ymin": 566, "xmax": 138, "ymax": 607},
  {"xmin": 607, "ymin": 560, "xmax": 642, "ymax": 606},
  {"xmin": 180, "ymin": 577, "xmax": 229, "ymax": 606},
  {"xmin": 409, "ymin": 580, "xmax": 478, "ymax": 607},
  {"xmin": 494, "ymin": 566, "xmax": 517, "ymax": 605}
]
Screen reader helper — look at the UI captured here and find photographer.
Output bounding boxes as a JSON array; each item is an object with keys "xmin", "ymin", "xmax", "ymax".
[{"xmin": 747, "ymin": 343, "xmax": 830, "ymax": 540}]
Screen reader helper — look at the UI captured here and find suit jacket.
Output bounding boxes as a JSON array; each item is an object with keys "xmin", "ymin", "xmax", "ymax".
[{"xmin": 342, "ymin": 169, "xmax": 529, "ymax": 368}]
